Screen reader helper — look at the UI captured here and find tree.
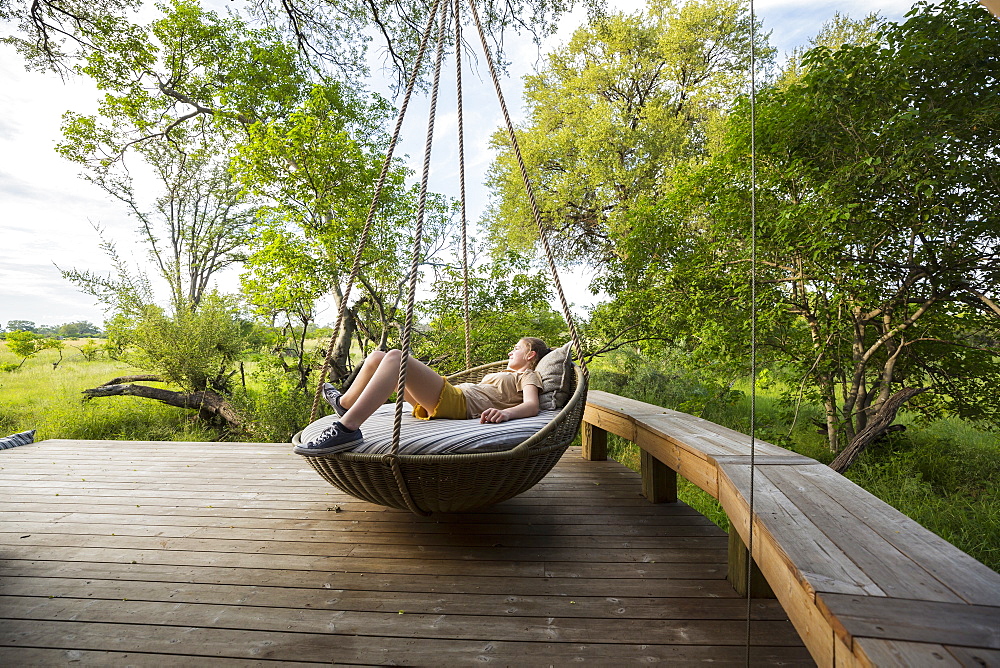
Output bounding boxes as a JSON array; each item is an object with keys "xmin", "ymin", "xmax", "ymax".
[
  {"xmin": 59, "ymin": 131, "xmax": 256, "ymax": 312},
  {"xmin": 776, "ymin": 11, "xmax": 884, "ymax": 87},
  {"xmin": 486, "ymin": 0, "xmax": 772, "ymax": 264},
  {"xmin": 6, "ymin": 320, "xmax": 36, "ymax": 333},
  {"xmin": 3, "ymin": 0, "xmax": 581, "ymax": 87},
  {"xmin": 54, "ymin": 1, "xmax": 294, "ymax": 312},
  {"xmin": 57, "ymin": 321, "xmax": 102, "ymax": 337},
  {"xmin": 4, "ymin": 330, "xmax": 42, "ymax": 369},
  {"xmin": 3, "ymin": 330, "xmax": 64, "ymax": 369},
  {"xmin": 233, "ymin": 81, "xmax": 458, "ymax": 383},
  {"xmin": 87, "ymin": 292, "xmax": 256, "ymax": 428},
  {"xmin": 609, "ymin": 0, "xmax": 1000, "ymax": 456}
]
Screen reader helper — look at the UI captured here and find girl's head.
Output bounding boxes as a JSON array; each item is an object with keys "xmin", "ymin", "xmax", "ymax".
[{"xmin": 516, "ymin": 337, "xmax": 550, "ymax": 370}]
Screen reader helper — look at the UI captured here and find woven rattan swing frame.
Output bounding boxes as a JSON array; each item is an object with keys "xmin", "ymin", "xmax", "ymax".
[
  {"xmin": 295, "ymin": 0, "xmax": 589, "ymax": 515},
  {"xmin": 294, "ymin": 361, "xmax": 586, "ymax": 513}
]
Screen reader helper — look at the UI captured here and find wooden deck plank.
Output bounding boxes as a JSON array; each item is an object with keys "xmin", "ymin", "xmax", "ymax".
[
  {"xmin": 0, "ymin": 561, "xmax": 733, "ymax": 598},
  {"xmin": 0, "ymin": 440, "xmax": 808, "ymax": 665},
  {"xmin": 0, "ymin": 596, "xmax": 805, "ymax": 646},
  {"xmin": 0, "ymin": 578, "xmax": 796, "ymax": 620},
  {"xmin": 0, "ymin": 621, "xmax": 814, "ymax": 665},
  {"xmin": 0, "ymin": 647, "xmax": 322, "ymax": 666},
  {"xmin": 851, "ymin": 639, "xmax": 963, "ymax": 667},
  {"xmin": 0, "ymin": 520, "xmax": 728, "ymax": 543}
]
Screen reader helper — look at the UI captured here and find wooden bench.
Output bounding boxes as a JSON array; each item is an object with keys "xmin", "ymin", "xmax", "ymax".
[{"xmin": 582, "ymin": 390, "xmax": 1000, "ymax": 666}]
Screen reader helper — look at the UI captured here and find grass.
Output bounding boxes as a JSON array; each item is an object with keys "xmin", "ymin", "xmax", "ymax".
[
  {"xmin": 588, "ymin": 351, "xmax": 1000, "ymax": 573},
  {"xmin": 0, "ymin": 340, "xmax": 217, "ymax": 442}
]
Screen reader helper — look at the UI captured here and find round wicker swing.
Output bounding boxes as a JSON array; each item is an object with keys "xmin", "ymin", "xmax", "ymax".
[
  {"xmin": 298, "ymin": 0, "xmax": 589, "ymax": 515},
  {"xmin": 294, "ymin": 361, "xmax": 586, "ymax": 513}
]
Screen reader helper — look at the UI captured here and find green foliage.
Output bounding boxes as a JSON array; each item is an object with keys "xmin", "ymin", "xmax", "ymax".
[
  {"xmin": 846, "ymin": 426, "xmax": 1000, "ymax": 571},
  {"xmin": 777, "ymin": 11, "xmax": 884, "ymax": 86},
  {"xmin": 57, "ymin": 1, "xmax": 272, "ymax": 313},
  {"xmin": 415, "ymin": 257, "xmax": 570, "ymax": 373},
  {"xmin": 6, "ymin": 320, "xmax": 36, "ymax": 333},
  {"xmin": 230, "ymin": 358, "xmax": 315, "ymax": 443},
  {"xmin": 234, "ymin": 81, "xmax": 418, "ymax": 354},
  {"xmin": 107, "ymin": 292, "xmax": 257, "ymax": 393},
  {"xmin": 486, "ymin": 0, "xmax": 772, "ymax": 262},
  {"xmin": 4, "ymin": 330, "xmax": 42, "ymax": 362},
  {"xmin": 1, "ymin": 330, "xmax": 67, "ymax": 370},
  {"xmin": 75, "ymin": 339, "xmax": 104, "ymax": 361},
  {"xmin": 592, "ymin": 0, "xmax": 1000, "ymax": 449}
]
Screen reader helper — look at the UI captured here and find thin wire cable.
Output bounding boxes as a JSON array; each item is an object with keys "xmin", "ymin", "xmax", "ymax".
[
  {"xmin": 310, "ymin": 0, "xmax": 444, "ymax": 422},
  {"xmin": 745, "ymin": 0, "xmax": 758, "ymax": 662},
  {"xmin": 454, "ymin": 0, "xmax": 472, "ymax": 371}
]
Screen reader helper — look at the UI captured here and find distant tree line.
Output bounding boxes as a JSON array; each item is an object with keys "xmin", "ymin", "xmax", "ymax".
[{"xmin": 1, "ymin": 320, "xmax": 104, "ymax": 338}]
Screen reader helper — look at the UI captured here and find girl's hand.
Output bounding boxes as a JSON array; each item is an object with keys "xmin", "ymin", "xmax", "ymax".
[{"xmin": 479, "ymin": 408, "xmax": 509, "ymax": 423}]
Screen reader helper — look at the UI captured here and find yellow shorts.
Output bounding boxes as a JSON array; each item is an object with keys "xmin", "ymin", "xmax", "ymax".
[{"xmin": 412, "ymin": 379, "xmax": 468, "ymax": 420}]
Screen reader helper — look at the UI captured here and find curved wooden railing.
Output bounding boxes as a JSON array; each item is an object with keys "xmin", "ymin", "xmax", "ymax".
[{"xmin": 582, "ymin": 391, "xmax": 1000, "ymax": 666}]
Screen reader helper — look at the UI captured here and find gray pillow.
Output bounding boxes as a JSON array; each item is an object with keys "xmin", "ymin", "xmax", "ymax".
[
  {"xmin": 536, "ymin": 342, "xmax": 573, "ymax": 411},
  {"xmin": 0, "ymin": 429, "xmax": 35, "ymax": 450}
]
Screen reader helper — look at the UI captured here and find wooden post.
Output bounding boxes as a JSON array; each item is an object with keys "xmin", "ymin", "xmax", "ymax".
[
  {"xmin": 581, "ymin": 422, "xmax": 607, "ymax": 461},
  {"xmin": 640, "ymin": 450, "xmax": 677, "ymax": 503},
  {"xmin": 728, "ymin": 529, "xmax": 774, "ymax": 598}
]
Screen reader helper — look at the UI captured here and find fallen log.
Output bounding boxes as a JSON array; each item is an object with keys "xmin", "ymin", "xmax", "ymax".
[
  {"xmin": 98, "ymin": 375, "xmax": 165, "ymax": 386},
  {"xmin": 82, "ymin": 383, "xmax": 243, "ymax": 429}
]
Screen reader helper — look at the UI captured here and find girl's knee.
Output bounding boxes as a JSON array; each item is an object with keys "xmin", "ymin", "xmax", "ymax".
[
  {"xmin": 366, "ymin": 350, "xmax": 387, "ymax": 365},
  {"xmin": 384, "ymin": 349, "xmax": 403, "ymax": 362}
]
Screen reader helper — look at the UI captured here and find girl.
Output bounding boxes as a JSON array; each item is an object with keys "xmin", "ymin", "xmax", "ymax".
[{"xmin": 294, "ymin": 337, "xmax": 550, "ymax": 456}]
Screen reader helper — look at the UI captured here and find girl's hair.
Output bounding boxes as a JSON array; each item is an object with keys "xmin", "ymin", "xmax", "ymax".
[{"xmin": 521, "ymin": 337, "xmax": 550, "ymax": 368}]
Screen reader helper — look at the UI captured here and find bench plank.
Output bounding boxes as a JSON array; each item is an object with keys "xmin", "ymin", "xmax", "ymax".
[
  {"xmin": 762, "ymin": 465, "xmax": 965, "ymax": 604},
  {"xmin": 793, "ymin": 464, "xmax": 1000, "ymax": 606},
  {"xmin": 817, "ymin": 592, "xmax": 1000, "ymax": 649},
  {"xmin": 718, "ymin": 464, "xmax": 885, "ymax": 597}
]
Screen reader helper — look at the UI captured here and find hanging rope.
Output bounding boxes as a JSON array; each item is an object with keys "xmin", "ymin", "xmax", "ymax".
[
  {"xmin": 465, "ymin": 0, "xmax": 589, "ymax": 375},
  {"xmin": 745, "ymin": 0, "xmax": 759, "ymax": 663},
  {"xmin": 387, "ymin": 0, "xmax": 450, "ymax": 516},
  {"xmin": 455, "ymin": 0, "xmax": 473, "ymax": 372},
  {"xmin": 310, "ymin": 0, "xmax": 444, "ymax": 423}
]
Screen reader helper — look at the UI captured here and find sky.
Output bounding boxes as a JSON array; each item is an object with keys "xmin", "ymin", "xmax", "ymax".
[{"xmin": 0, "ymin": 0, "xmax": 920, "ymax": 330}]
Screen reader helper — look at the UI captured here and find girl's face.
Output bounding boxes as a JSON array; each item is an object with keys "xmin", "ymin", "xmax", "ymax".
[{"xmin": 507, "ymin": 339, "xmax": 535, "ymax": 370}]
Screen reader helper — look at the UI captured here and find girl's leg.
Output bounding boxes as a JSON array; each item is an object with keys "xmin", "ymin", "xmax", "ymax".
[
  {"xmin": 339, "ymin": 350, "xmax": 444, "ymax": 431},
  {"xmin": 339, "ymin": 350, "xmax": 387, "ymax": 410}
]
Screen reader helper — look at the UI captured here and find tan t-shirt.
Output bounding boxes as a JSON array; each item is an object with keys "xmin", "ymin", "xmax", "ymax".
[{"xmin": 457, "ymin": 368, "xmax": 543, "ymax": 418}]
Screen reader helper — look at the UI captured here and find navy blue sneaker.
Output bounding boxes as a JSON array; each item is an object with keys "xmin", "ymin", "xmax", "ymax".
[
  {"xmin": 294, "ymin": 422, "xmax": 363, "ymax": 456},
  {"xmin": 321, "ymin": 383, "xmax": 348, "ymax": 417}
]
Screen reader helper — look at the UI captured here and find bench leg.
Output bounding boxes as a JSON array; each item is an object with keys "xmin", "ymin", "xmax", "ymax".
[
  {"xmin": 640, "ymin": 450, "xmax": 677, "ymax": 503},
  {"xmin": 728, "ymin": 529, "xmax": 775, "ymax": 598},
  {"xmin": 581, "ymin": 422, "xmax": 607, "ymax": 461}
]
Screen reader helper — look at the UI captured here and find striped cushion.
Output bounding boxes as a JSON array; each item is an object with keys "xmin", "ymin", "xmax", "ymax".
[
  {"xmin": 300, "ymin": 404, "xmax": 557, "ymax": 455},
  {"xmin": 0, "ymin": 429, "xmax": 36, "ymax": 450}
]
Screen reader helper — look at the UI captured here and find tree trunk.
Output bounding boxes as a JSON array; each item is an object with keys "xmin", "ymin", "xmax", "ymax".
[
  {"xmin": 829, "ymin": 386, "xmax": 929, "ymax": 473},
  {"xmin": 328, "ymin": 308, "xmax": 357, "ymax": 384},
  {"xmin": 82, "ymin": 383, "xmax": 243, "ymax": 429}
]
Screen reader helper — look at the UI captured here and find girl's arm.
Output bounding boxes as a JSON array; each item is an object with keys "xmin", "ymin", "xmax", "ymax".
[{"xmin": 479, "ymin": 383, "xmax": 541, "ymax": 423}]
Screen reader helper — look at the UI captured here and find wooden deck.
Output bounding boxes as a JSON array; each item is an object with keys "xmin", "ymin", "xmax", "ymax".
[{"xmin": 0, "ymin": 439, "xmax": 810, "ymax": 665}]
